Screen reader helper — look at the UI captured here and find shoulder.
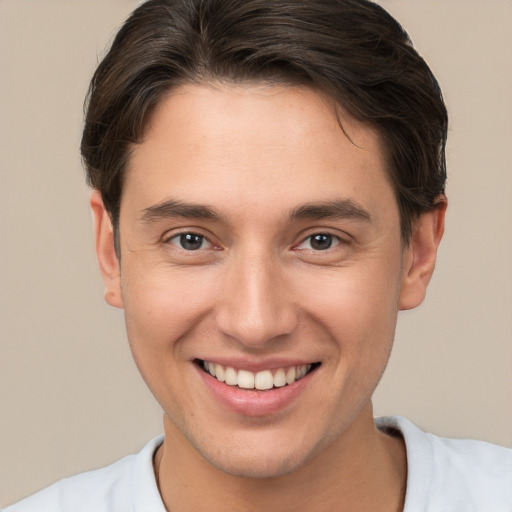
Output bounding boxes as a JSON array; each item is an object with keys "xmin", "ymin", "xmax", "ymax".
[
  {"xmin": 377, "ymin": 416, "xmax": 512, "ymax": 512},
  {"xmin": 3, "ymin": 436, "xmax": 165, "ymax": 512}
]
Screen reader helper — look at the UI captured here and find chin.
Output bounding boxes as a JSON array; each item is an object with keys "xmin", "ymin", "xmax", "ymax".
[
  {"xmin": 204, "ymin": 448, "xmax": 308, "ymax": 480},
  {"xmin": 188, "ymin": 425, "xmax": 331, "ymax": 480}
]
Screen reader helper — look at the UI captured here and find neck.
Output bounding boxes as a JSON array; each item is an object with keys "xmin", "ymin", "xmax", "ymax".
[{"xmin": 154, "ymin": 404, "xmax": 406, "ymax": 512}]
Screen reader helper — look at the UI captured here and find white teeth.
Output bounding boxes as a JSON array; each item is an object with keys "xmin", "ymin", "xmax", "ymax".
[
  {"xmin": 224, "ymin": 366, "xmax": 238, "ymax": 386},
  {"xmin": 285, "ymin": 366, "xmax": 296, "ymax": 384},
  {"xmin": 237, "ymin": 370, "xmax": 255, "ymax": 389},
  {"xmin": 273, "ymin": 368, "xmax": 287, "ymax": 387},
  {"xmin": 215, "ymin": 364, "xmax": 225, "ymax": 382},
  {"xmin": 202, "ymin": 361, "xmax": 314, "ymax": 390},
  {"xmin": 255, "ymin": 370, "xmax": 273, "ymax": 390}
]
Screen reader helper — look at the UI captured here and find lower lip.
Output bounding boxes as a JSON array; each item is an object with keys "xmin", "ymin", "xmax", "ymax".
[{"xmin": 196, "ymin": 365, "xmax": 315, "ymax": 417}]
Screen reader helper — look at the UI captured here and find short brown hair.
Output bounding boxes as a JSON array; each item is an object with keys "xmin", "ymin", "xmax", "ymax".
[{"xmin": 81, "ymin": 0, "xmax": 447, "ymax": 244}]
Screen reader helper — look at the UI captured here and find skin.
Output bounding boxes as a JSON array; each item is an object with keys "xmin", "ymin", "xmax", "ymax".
[{"xmin": 91, "ymin": 83, "xmax": 445, "ymax": 511}]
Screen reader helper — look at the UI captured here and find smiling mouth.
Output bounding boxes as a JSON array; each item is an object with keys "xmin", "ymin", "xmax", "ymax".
[{"xmin": 195, "ymin": 359, "xmax": 321, "ymax": 391}]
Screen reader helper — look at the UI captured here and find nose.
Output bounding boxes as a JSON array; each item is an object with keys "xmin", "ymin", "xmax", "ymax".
[{"xmin": 215, "ymin": 251, "xmax": 298, "ymax": 348}]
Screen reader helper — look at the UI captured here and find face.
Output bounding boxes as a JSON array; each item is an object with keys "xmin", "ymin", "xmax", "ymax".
[{"xmin": 93, "ymin": 83, "xmax": 438, "ymax": 478}]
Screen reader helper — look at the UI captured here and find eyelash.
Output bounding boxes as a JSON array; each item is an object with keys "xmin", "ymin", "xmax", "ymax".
[
  {"xmin": 164, "ymin": 231, "xmax": 344, "ymax": 253},
  {"xmin": 294, "ymin": 233, "xmax": 342, "ymax": 252},
  {"xmin": 164, "ymin": 232, "xmax": 214, "ymax": 251}
]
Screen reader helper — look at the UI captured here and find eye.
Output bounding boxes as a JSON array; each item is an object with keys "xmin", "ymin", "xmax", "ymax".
[
  {"xmin": 167, "ymin": 232, "xmax": 212, "ymax": 251},
  {"xmin": 296, "ymin": 233, "xmax": 340, "ymax": 251}
]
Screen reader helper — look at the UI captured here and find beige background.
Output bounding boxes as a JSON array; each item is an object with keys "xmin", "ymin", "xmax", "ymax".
[{"xmin": 1, "ymin": 0, "xmax": 511, "ymax": 507}]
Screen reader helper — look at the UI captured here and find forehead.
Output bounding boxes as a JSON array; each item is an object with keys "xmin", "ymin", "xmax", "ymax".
[
  {"xmin": 138, "ymin": 82, "xmax": 382, "ymax": 160},
  {"xmin": 123, "ymin": 83, "xmax": 397, "ymax": 228}
]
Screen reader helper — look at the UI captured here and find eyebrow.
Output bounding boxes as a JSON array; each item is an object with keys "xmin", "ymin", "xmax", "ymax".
[
  {"xmin": 140, "ymin": 197, "xmax": 371, "ymax": 224},
  {"xmin": 289, "ymin": 199, "xmax": 371, "ymax": 223},
  {"xmin": 140, "ymin": 199, "xmax": 223, "ymax": 223}
]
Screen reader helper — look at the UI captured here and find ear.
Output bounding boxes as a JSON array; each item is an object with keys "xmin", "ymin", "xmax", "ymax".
[
  {"xmin": 90, "ymin": 190, "xmax": 123, "ymax": 309},
  {"xmin": 399, "ymin": 197, "xmax": 447, "ymax": 310}
]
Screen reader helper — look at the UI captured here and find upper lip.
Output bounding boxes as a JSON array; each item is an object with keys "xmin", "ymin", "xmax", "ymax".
[{"xmin": 194, "ymin": 357, "xmax": 320, "ymax": 373}]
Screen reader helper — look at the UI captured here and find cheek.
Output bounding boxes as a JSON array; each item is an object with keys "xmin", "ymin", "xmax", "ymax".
[
  {"xmin": 303, "ymin": 265, "xmax": 400, "ymax": 326},
  {"xmin": 296, "ymin": 256, "xmax": 403, "ymax": 361},
  {"xmin": 120, "ymin": 265, "xmax": 220, "ymax": 360}
]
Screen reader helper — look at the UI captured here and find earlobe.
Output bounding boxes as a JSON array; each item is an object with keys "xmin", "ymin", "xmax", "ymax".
[
  {"xmin": 90, "ymin": 190, "xmax": 124, "ymax": 309},
  {"xmin": 399, "ymin": 197, "xmax": 447, "ymax": 311}
]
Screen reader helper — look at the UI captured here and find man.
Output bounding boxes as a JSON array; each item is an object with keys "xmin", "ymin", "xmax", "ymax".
[{"xmin": 5, "ymin": 0, "xmax": 511, "ymax": 511}]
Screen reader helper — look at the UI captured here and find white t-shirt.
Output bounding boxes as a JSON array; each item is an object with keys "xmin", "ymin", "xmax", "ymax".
[{"xmin": 4, "ymin": 416, "xmax": 511, "ymax": 512}]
